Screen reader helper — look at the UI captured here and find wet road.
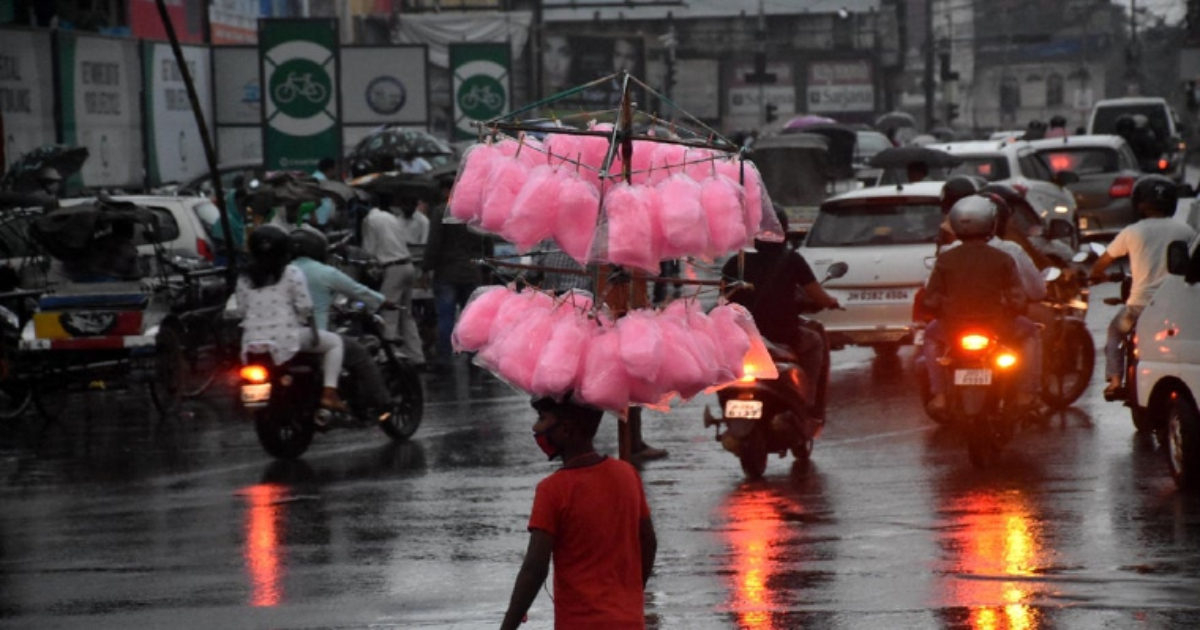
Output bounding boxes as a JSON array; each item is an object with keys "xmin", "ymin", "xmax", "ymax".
[{"xmin": 3, "ymin": 282, "xmax": 1200, "ymax": 629}]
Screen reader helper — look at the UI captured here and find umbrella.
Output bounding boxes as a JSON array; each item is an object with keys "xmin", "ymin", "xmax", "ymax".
[
  {"xmin": 1, "ymin": 145, "xmax": 89, "ymax": 192},
  {"xmin": 784, "ymin": 115, "xmax": 836, "ymax": 131},
  {"xmin": 347, "ymin": 125, "xmax": 455, "ymax": 176},
  {"xmin": 875, "ymin": 111, "xmax": 916, "ymax": 131},
  {"xmin": 867, "ymin": 146, "xmax": 962, "ymax": 169},
  {"xmin": 318, "ymin": 179, "xmax": 370, "ymax": 209},
  {"xmin": 929, "ymin": 126, "xmax": 958, "ymax": 142},
  {"xmin": 349, "ymin": 171, "xmax": 440, "ymax": 203}
]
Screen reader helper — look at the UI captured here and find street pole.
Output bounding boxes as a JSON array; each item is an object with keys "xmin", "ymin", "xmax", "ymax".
[
  {"xmin": 154, "ymin": 0, "xmax": 236, "ymax": 289},
  {"xmin": 923, "ymin": 0, "xmax": 935, "ymax": 129}
]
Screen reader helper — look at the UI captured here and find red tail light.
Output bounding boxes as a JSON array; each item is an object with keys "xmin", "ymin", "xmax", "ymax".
[
  {"xmin": 197, "ymin": 238, "xmax": 215, "ymax": 261},
  {"xmin": 960, "ymin": 334, "xmax": 990, "ymax": 351},
  {"xmin": 1158, "ymin": 158, "xmax": 1170, "ymax": 171},
  {"xmin": 240, "ymin": 365, "xmax": 269, "ymax": 384},
  {"xmin": 1109, "ymin": 176, "xmax": 1135, "ymax": 199}
]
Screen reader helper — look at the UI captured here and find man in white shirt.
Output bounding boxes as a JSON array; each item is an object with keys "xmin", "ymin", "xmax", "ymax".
[
  {"xmin": 397, "ymin": 151, "xmax": 432, "ymax": 175},
  {"xmin": 1091, "ymin": 175, "xmax": 1196, "ymax": 397},
  {"xmin": 362, "ymin": 199, "xmax": 425, "ymax": 365}
]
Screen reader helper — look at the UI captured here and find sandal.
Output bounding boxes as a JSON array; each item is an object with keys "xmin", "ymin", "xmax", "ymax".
[{"xmin": 320, "ymin": 388, "xmax": 348, "ymax": 413}]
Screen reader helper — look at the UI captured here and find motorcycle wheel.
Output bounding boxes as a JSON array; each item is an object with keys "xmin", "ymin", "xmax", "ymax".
[
  {"xmin": 966, "ymin": 417, "xmax": 999, "ymax": 469},
  {"xmin": 180, "ymin": 316, "xmax": 221, "ymax": 398},
  {"xmin": 738, "ymin": 427, "xmax": 768, "ymax": 480},
  {"xmin": 378, "ymin": 364, "xmax": 423, "ymax": 441},
  {"xmin": 1040, "ymin": 320, "xmax": 1095, "ymax": 409},
  {"xmin": 1167, "ymin": 390, "xmax": 1200, "ymax": 492},
  {"xmin": 254, "ymin": 408, "xmax": 314, "ymax": 460},
  {"xmin": 149, "ymin": 326, "xmax": 184, "ymax": 418},
  {"xmin": 0, "ymin": 382, "xmax": 31, "ymax": 420}
]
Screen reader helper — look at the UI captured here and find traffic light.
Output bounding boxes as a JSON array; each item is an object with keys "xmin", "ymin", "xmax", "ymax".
[
  {"xmin": 946, "ymin": 103, "xmax": 960, "ymax": 123},
  {"xmin": 765, "ymin": 103, "xmax": 779, "ymax": 123}
]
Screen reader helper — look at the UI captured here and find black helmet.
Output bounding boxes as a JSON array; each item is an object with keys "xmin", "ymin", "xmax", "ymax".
[
  {"xmin": 948, "ymin": 196, "xmax": 998, "ymax": 241},
  {"xmin": 248, "ymin": 225, "xmax": 292, "ymax": 267},
  {"xmin": 977, "ymin": 183, "xmax": 1023, "ymax": 234},
  {"xmin": 290, "ymin": 226, "xmax": 328, "ymax": 263},
  {"xmin": 1132, "ymin": 174, "xmax": 1178, "ymax": 217},
  {"xmin": 36, "ymin": 166, "xmax": 62, "ymax": 183},
  {"xmin": 940, "ymin": 175, "xmax": 984, "ymax": 214}
]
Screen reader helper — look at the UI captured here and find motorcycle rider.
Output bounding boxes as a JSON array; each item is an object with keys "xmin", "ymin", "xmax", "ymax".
[
  {"xmin": 923, "ymin": 196, "xmax": 1039, "ymax": 413},
  {"xmin": 1089, "ymin": 175, "xmax": 1196, "ymax": 399},
  {"xmin": 232, "ymin": 225, "xmax": 346, "ymax": 412},
  {"xmin": 289, "ymin": 226, "xmax": 393, "ymax": 422},
  {"xmin": 721, "ymin": 209, "xmax": 839, "ymax": 421}
]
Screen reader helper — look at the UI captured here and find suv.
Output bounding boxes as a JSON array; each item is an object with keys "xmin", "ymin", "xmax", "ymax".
[
  {"xmin": 1087, "ymin": 97, "xmax": 1186, "ymax": 182},
  {"xmin": 934, "ymin": 140, "xmax": 1079, "ymax": 239},
  {"xmin": 1028, "ymin": 135, "xmax": 1143, "ymax": 240},
  {"xmin": 1133, "ymin": 233, "xmax": 1200, "ymax": 490},
  {"xmin": 799, "ymin": 182, "xmax": 946, "ymax": 354}
]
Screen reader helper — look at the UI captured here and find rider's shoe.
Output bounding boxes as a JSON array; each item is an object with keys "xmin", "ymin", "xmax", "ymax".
[
  {"xmin": 320, "ymin": 387, "xmax": 349, "ymax": 413},
  {"xmin": 1103, "ymin": 381, "xmax": 1125, "ymax": 401}
]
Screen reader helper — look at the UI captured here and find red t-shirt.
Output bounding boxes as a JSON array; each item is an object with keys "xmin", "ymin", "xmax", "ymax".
[{"xmin": 528, "ymin": 457, "xmax": 651, "ymax": 629}]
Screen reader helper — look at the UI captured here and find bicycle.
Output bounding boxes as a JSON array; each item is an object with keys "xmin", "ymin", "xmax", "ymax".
[
  {"xmin": 459, "ymin": 84, "xmax": 503, "ymax": 111},
  {"xmin": 273, "ymin": 72, "xmax": 327, "ymax": 105}
]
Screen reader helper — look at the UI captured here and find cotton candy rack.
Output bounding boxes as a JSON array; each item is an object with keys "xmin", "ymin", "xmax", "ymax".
[{"xmin": 451, "ymin": 285, "xmax": 775, "ymax": 413}]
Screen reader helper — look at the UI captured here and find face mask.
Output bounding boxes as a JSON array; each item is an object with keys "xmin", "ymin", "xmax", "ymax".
[{"xmin": 534, "ymin": 428, "xmax": 560, "ymax": 461}]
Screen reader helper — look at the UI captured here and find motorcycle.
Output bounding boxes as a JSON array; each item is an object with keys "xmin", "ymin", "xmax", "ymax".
[
  {"xmin": 1036, "ymin": 259, "xmax": 1095, "ymax": 409},
  {"xmin": 238, "ymin": 300, "xmax": 424, "ymax": 460},
  {"xmin": 702, "ymin": 262, "xmax": 847, "ymax": 479},
  {"xmin": 1095, "ymin": 270, "xmax": 1152, "ymax": 432}
]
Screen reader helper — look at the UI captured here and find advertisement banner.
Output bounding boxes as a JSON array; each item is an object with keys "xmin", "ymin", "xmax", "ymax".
[
  {"xmin": 144, "ymin": 42, "xmax": 213, "ymax": 186},
  {"xmin": 450, "ymin": 43, "xmax": 509, "ymax": 141},
  {"xmin": 217, "ymin": 126, "xmax": 262, "ymax": 164},
  {"xmin": 540, "ymin": 34, "xmax": 644, "ymax": 107},
  {"xmin": 210, "ymin": 0, "xmax": 259, "ymax": 45},
  {"xmin": 0, "ymin": 29, "xmax": 56, "ymax": 168},
  {"xmin": 341, "ymin": 46, "xmax": 428, "ymax": 126},
  {"xmin": 806, "ymin": 60, "xmax": 874, "ymax": 113},
  {"xmin": 259, "ymin": 18, "xmax": 340, "ymax": 172},
  {"xmin": 213, "ymin": 46, "xmax": 261, "ymax": 124},
  {"xmin": 130, "ymin": 0, "xmax": 205, "ymax": 44},
  {"xmin": 58, "ymin": 33, "xmax": 144, "ymax": 188}
]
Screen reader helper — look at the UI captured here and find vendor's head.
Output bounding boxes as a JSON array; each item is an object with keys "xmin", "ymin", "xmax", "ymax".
[{"xmin": 530, "ymin": 393, "xmax": 602, "ymax": 461}]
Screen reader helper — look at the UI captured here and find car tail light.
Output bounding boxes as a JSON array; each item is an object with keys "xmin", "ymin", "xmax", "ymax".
[
  {"xmin": 240, "ymin": 365, "xmax": 269, "ymax": 384},
  {"xmin": 1158, "ymin": 158, "xmax": 1169, "ymax": 171},
  {"xmin": 995, "ymin": 353, "xmax": 1017, "ymax": 369},
  {"xmin": 1109, "ymin": 176, "xmax": 1135, "ymax": 199},
  {"xmin": 197, "ymin": 238, "xmax": 215, "ymax": 261},
  {"xmin": 960, "ymin": 334, "xmax": 990, "ymax": 351}
]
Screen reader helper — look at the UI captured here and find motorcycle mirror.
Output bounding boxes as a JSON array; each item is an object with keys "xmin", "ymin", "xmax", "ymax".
[
  {"xmin": 1071, "ymin": 250, "xmax": 1090, "ymax": 264},
  {"xmin": 1088, "ymin": 242, "xmax": 1106, "ymax": 257},
  {"xmin": 1042, "ymin": 267, "xmax": 1062, "ymax": 283},
  {"xmin": 824, "ymin": 261, "xmax": 849, "ymax": 280}
]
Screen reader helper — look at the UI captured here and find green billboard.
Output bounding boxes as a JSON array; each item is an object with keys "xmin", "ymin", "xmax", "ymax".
[
  {"xmin": 450, "ymin": 43, "xmax": 510, "ymax": 141},
  {"xmin": 259, "ymin": 19, "xmax": 340, "ymax": 172}
]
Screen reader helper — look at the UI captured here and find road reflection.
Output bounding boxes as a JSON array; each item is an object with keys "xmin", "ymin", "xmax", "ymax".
[
  {"xmin": 725, "ymin": 485, "xmax": 783, "ymax": 628},
  {"xmin": 242, "ymin": 483, "xmax": 287, "ymax": 607}
]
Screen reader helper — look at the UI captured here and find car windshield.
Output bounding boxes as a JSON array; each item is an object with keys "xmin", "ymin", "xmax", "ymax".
[
  {"xmin": 1038, "ymin": 148, "xmax": 1119, "ymax": 175},
  {"xmin": 806, "ymin": 200, "xmax": 943, "ymax": 247},
  {"xmin": 946, "ymin": 156, "xmax": 1010, "ymax": 181},
  {"xmin": 1093, "ymin": 104, "xmax": 1172, "ymax": 140}
]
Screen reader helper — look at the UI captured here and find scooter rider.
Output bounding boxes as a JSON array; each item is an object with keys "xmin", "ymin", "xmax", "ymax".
[
  {"xmin": 721, "ymin": 209, "xmax": 840, "ymax": 421},
  {"xmin": 923, "ymin": 196, "xmax": 1039, "ymax": 413},
  {"xmin": 289, "ymin": 226, "xmax": 393, "ymax": 422},
  {"xmin": 1089, "ymin": 175, "xmax": 1196, "ymax": 399}
]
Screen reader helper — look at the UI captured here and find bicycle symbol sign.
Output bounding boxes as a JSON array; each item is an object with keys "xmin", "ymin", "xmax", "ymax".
[
  {"xmin": 457, "ymin": 76, "xmax": 506, "ymax": 119},
  {"xmin": 269, "ymin": 59, "xmax": 332, "ymax": 119}
]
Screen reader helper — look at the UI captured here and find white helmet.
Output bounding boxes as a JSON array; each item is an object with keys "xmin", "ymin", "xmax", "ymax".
[{"xmin": 948, "ymin": 195, "xmax": 997, "ymax": 240}]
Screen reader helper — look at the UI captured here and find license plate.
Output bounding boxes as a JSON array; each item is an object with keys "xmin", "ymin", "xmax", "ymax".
[
  {"xmin": 913, "ymin": 329, "xmax": 925, "ymax": 346},
  {"xmin": 241, "ymin": 383, "xmax": 272, "ymax": 404},
  {"xmin": 724, "ymin": 399, "xmax": 763, "ymax": 419},
  {"xmin": 845, "ymin": 289, "xmax": 911, "ymax": 303},
  {"xmin": 954, "ymin": 369, "xmax": 992, "ymax": 385}
]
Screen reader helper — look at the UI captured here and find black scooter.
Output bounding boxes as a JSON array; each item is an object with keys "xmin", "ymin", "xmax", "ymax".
[{"xmin": 702, "ymin": 262, "xmax": 847, "ymax": 479}]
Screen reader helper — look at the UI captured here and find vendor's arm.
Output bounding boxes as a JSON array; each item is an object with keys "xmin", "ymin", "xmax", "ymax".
[{"xmin": 500, "ymin": 529, "xmax": 552, "ymax": 630}]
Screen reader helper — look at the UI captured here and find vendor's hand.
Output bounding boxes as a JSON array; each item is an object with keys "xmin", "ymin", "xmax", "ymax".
[{"xmin": 823, "ymin": 296, "xmax": 842, "ymax": 311}]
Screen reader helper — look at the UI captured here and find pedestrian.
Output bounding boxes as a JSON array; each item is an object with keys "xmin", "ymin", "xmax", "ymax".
[
  {"xmin": 362, "ymin": 193, "xmax": 425, "ymax": 365},
  {"xmin": 313, "ymin": 157, "xmax": 337, "ymax": 181},
  {"xmin": 1045, "ymin": 115, "xmax": 1069, "ymax": 139},
  {"xmin": 397, "ymin": 151, "xmax": 432, "ymax": 175},
  {"xmin": 422, "ymin": 177, "xmax": 490, "ymax": 372},
  {"xmin": 501, "ymin": 394, "xmax": 657, "ymax": 630}
]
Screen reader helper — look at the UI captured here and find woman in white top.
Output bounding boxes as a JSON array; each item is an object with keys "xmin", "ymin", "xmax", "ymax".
[{"xmin": 234, "ymin": 225, "xmax": 347, "ymax": 411}]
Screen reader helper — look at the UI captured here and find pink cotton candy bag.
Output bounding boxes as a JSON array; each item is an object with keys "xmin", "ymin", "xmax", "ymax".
[
  {"xmin": 578, "ymin": 328, "xmax": 631, "ymax": 412},
  {"xmin": 602, "ymin": 183, "xmax": 659, "ymax": 273},
  {"xmin": 450, "ymin": 143, "xmax": 500, "ymax": 223},
  {"xmin": 451, "ymin": 285, "xmax": 511, "ymax": 352},
  {"xmin": 702, "ymin": 175, "xmax": 747, "ymax": 257},
  {"xmin": 504, "ymin": 165, "xmax": 562, "ymax": 251},
  {"xmin": 616, "ymin": 309, "xmax": 663, "ymax": 381},
  {"xmin": 657, "ymin": 174, "xmax": 708, "ymax": 258},
  {"xmin": 554, "ymin": 174, "xmax": 601, "ymax": 265},
  {"xmin": 480, "ymin": 158, "xmax": 531, "ymax": 233}
]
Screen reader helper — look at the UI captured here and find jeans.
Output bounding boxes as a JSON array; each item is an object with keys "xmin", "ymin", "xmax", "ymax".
[
  {"xmin": 1105, "ymin": 305, "xmax": 1143, "ymax": 380},
  {"xmin": 341, "ymin": 335, "xmax": 389, "ymax": 412},
  {"xmin": 924, "ymin": 317, "xmax": 1041, "ymax": 396},
  {"xmin": 379, "ymin": 262, "xmax": 424, "ymax": 364},
  {"xmin": 433, "ymin": 281, "xmax": 477, "ymax": 366}
]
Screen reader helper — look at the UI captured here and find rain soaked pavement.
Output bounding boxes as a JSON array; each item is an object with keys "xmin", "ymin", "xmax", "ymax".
[{"xmin": 2, "ymin": 282, "xmax": 1200, "ymax": 629}]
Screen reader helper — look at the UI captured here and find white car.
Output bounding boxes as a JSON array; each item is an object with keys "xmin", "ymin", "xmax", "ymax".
[
  {"xmin": 934, "ymin": 140, "xmax": 1079, "ymax": 239},
  {"xmin": 61, "ymin": 195, "xmax": 225, "ymax": 264},
  {"xmin": 1133, "ymin": 232, "xmax": 1200, "ymax": 490},
  {"xmin": 800, "ymin": 182, "xmax": 945, "ymax": 354}
]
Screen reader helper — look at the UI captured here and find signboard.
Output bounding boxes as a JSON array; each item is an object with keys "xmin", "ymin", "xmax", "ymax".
[
  {"xmin": 57, "ymin": 33, "xmax": 144, "ymax": 188},
  {"xmin": 450, "ymin": 43, "xmax": 510, "ymax": 141},
  {"xmin": 217, "ymin": 126, "xmax": 262, "ymax": 163},
  {"xmin": 806, "ymin": 60, "xmax": 874, "ymax": 113},
  {"xmin": 0, "ymin": 29, "xmax": 56, "ymax": 168},
  {"xmin": 214, "ymin": 46, "xmax": 260, "ymax": 124},
  {"xmin": 259, "ymin": 18, "xmax": 340, "ymax": 172},
  {"xmin": 540, "ymin": 34, "xmax": 645, "ymax": 106},
  {"xmin": 210, "ymin": 0, "xmax": 259, "ymax": 45},
  {"xmin": 341, "ymin": 46, "xmax": 428, "ymax": 125},
  {"xmin": 143, "ymin": 42, "xmax": 212, "ymax": 186},
  {"xmin": 727, "ymin": 60, "xmax": 794, "ymax": 131},
  {"xmin": 130, "ymin": 0, "xmax": 205, "ymax": 44},
  {"xmin": 673, "ymin": 59, "xmax": 719, "ymax": 120}
]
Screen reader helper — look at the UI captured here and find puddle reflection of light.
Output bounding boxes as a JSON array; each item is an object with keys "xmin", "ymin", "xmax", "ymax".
[
  {"xmin": 723, "ymin": 488, "xmax": 782, "ymax": 629},
  {"xmin": 243, "ymin": 484, "xmax": 286, "ymax": 607},
  {"xmin": 954, "ymin": 492, "xmax": 1043, "ymax": 630}
]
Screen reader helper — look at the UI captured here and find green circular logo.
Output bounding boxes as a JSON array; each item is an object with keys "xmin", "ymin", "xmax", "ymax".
[
  {"xmin": 270, "ymin": 59, "xmax": 332, "ymax": 119},
  {"xmin": 457, "ymin": 75, "xmax": 506, "ymax": 120}
]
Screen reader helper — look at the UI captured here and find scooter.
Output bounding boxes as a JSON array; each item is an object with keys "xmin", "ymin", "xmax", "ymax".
[
  {"xmin": 1094, "ymin": 270, "xmax": 1153, "ymax": 432},
  {"xmin": 702, "ymin": 262, "xmax": 847, "ymax": 479},
  {"xmin": 238, "ymin": 300, "xmax": 424, "ymax": 460}
]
